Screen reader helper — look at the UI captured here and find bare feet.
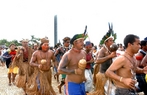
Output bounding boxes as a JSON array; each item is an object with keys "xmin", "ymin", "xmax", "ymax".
[
  {"xmin": 8, "ymin": 83, "xmax": 11, "ymax": 86},
  {"xmin": 12, "ymin": 82, "xmax": 15, "ymax": 85},
  {"xmin": 0, "ymin": 62, "xmax": 5, "ymax": 66}
]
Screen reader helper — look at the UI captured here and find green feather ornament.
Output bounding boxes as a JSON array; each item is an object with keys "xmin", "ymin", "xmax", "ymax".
[
  {"xmin": 70, "ymin": 26, "xmax": 88, "ymax": 44},
  {"xmin": 100, "ymin": 23, "xmax": 117, "ymax": 45}
]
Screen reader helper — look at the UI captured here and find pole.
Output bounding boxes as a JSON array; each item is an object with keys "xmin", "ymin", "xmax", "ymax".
[{"xmin": 54, "ymin": 15, "xmax": 58, "ymax": 46}]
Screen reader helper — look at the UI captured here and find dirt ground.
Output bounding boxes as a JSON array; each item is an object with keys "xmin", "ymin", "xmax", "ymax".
[{"xmin": 0, "ymin": 65, "xmax": 64, "ymax": 95}]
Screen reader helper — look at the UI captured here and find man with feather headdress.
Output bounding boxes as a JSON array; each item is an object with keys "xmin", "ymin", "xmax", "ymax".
[
  {"xmin": 88, "ymin": 23, "xmax": 117, "ymax": 95},
  {"xmin": 58, "ymin": 26, "xmax": 88, "ymax": 95}
]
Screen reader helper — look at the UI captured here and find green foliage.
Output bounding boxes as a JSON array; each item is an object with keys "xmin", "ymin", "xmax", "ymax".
[
  {"xmin": 0, "ymin": 35, "xmax": 40, "ymax": 47},
  {"xmin": 0, "ymin": 39, "xmax": 21, "ymax": 47},
  {"xmin": 0, "ymin": 39, "xmax": 7, "ymax": 45},
  {"xmin": 30, "ymin": 35, "xmax": 40, "ymax": 44}
]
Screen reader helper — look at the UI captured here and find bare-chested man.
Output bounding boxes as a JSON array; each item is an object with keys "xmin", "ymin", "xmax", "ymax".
[
  {"xmin": 106, "ymin": 34, "xmax": 147, "ymax": 95},
  {"xmin": 29, "ymin": 38, "xmax": 56, "ymax": 95},
  {"xmin": 58, "ymin": 33, "xmax": 87, "ymax": 95},
  {"xmin": 88, "ymin": 23, "xmax": 117, "ymax": 95}
]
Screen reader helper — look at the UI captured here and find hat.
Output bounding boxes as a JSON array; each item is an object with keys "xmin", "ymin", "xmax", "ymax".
[
  {"xmin": 85, "ymin": 41, "xmax": 91, "ymax": 46},
  {"xmin": 141, "ymin": 37, "xmax": 147, "ymax": 43},
  {"xmin": 99, "ymin": 23, "xmax": 117, "ymax": 45},
  {"xmin": 20, "ymin": 39, "xmax": 29, "ymax": 43},
  {"xmin": 70, "ymin": 26, "xmax": 88, "ymax": 44},
  {"xmin": 70, "ymin": 34, "xmax": 86, "ymax": 44},
  {"xmin": 140, "ymin": 37, "xmax": 147, "ymax": 46},
  {"xmin": 143, "ymin": 37, "xmax": 147, "ymax": 41},
  {"xmin": 40, "ymin": 38, "xmax": 49, "ymax": 43}
]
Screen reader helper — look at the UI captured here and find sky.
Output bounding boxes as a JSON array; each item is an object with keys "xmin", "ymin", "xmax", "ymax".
[{"xmin": 0, "ymin": 0, "xmax": 147, "ymax": 46}]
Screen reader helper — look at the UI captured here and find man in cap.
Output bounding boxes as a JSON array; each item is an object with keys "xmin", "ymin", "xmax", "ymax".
[
  {"xmin": 84, "ymin": 41, "xmax": 94, "ymax": 93},
  {"xmin": 29, "ymin": 37, "xmax": 57, "ymax": 95},
  {"xmin": 58, "ymin": 33, "xmax": 87, "ymax": 95},
  {"xmin": 88, "ymin": 23, "xmax": 117, "ymax": 95}
]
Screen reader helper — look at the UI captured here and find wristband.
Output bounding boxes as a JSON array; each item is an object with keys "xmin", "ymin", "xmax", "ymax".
[
  {"xmin": 38, "ymin": 64, "xmax": 41, "ymax": 68},
  {"xmin": 119, "ymin": 77, "xmax": 123, "ymax": 82},
  {"xmin": 75, "ymin": 69, "xmax": 77, "ymax": 74}
]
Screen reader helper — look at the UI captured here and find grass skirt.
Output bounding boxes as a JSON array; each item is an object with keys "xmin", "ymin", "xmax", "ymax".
[
  {"xmin": 93, "ymin": 64, "xmax": 100, "ymax": 86},
  {"xmin": 15, "ymin": 62, "xmax": 30, "ymax": 90},
  {"xmin": 26, "ymin": 68, "xmax": 56, "ymax": 95},
  {"xmin": 87, "ymin": 72, "xmax": 107, "ymax": 95}
]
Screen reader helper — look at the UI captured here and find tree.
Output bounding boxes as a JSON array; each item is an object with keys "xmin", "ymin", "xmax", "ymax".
[
  {"xmin": 0, "ymin": 39, "xmax": 21, "ymax": 47},
  {"xmin": 0, "ymin": 35, "xmax": 40, "ymax": 47},
  {"xmin": 30, "ymin": 35, "xmax": 40, "ymax": 44},
  {"xmin": 10, "ymin": 40, "xmax": 21, "ymax": 46},
  {"xmin": 0, "ymin": 39, "xmax": 8, "ymax": 45}
]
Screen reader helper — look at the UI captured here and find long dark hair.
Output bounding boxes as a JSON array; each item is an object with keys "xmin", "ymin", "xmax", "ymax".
[{"xmin": 38, "ymin": 43, "xmax": 44, "ymax": 50}]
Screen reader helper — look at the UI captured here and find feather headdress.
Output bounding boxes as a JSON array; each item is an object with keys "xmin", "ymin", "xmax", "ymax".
[
  {"xmin": 70, "ymin": 26, "xmax": 88, "ymax": 44},
  {"xmin": 100, "ymin": 23, "xmax": 117, "ymax": 45},
  {"xmin": 40, "ymin": 37, "xmax": 49, "ymax": 43}
]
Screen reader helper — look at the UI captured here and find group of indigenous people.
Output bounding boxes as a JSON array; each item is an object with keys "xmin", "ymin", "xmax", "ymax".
[
  {"xmin": 105, "ymin": 35, "xmax": 147, "ymax": 95},
  {"xmin": 1, "ymin": 38, "xmax": 58, "ymax": 95},
  {"xmin": 2, "ymin": 23, "xmax": 147, "ymax": 95},
  {"xmin": 0, "ymin": 39, "xmax": 33, "ymax": 92},
  {"xmin": 87, "ymin": 24, "xmax": 147, "ymax": 95}
]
